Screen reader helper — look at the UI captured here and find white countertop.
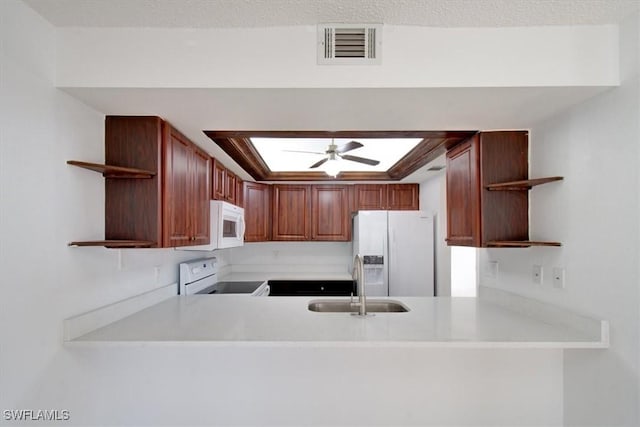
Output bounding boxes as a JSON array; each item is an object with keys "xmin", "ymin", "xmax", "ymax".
[{"xmin": 69, "ymin": 294, "xmax": 608, "ymax": 349}]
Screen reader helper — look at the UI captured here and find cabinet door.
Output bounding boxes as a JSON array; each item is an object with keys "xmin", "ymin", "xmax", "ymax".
[
  {"xmin": 272, "ymin": 185, "xmax": 311, "ymax": 241},
  {"xmin": 446, "ymin": 137, "xmax": 480, "ymax": 247},
  {"xmin": 311, "ymin": 185, "xmax": 350, "ymax": 241},
  {"xmin": 191, "ymin": 148, "xmax": 211, "ymax": 245},
  {"xmin": 353, "ymin": 184, "xmax": 387, "ymax": 210},
  {"xmin": 243, "ymin": 182, "xmax": 270, "ymax": 241},
  {"xmin": 387, "ymin": 184, "xmax": 419, "ymax": 210},
  {"xmin": 235, "ymin": 177, "xmax": 244, "ymax": 207},
  {"xmin": 162, "ymin": 126, "xmax": 192, "ymax": 247},
  {"xmin": 212, "ymin": 159, "xmax": 226, "ymax": 200},
  {"xmin": 225, "ymin": 170, "xmax": 237, "ymax": 204}
]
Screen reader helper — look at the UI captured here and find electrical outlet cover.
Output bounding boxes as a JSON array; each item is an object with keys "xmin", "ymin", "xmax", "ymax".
[
  {"xmin": 552, "ymin": 267, "xmax": 565, "ymax": 289},
  {"xmin": 533, "ymin": 265, "xmax": 543, "ymax": 284}
]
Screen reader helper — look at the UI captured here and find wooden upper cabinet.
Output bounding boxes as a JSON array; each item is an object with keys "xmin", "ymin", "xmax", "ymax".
[
  {"xmin": 235, "ymin": 177, "xmax": 244, "ymax": 208},
  {"xmin": 387, "ymin": 184, "xmax": 419, "ymax": 210},
  {"xmin": 225, "ymin": 170, "xmax": 237, "ymax": 204},
  {"xmin": 104, "ymin": 116, "xmax": 209, "ymax": 248},
  {"xmin": 162, "ymin": 123, "xmax": 211, "ymax": 247},
  {"xmin": 243, "ymin": 181, "xmax": 271, "ymax": 242},
  {"xmin": 311, "ymin": 185, "xmax": 350, "ymax": 241},
  {"xmin": 271, "ymin": 185, "xmax": 311, "ymax": 241},
  {"xmin": 190, "ymin": 147, "xmax": 212, "ymax": 244},
  {"xmin": 353, "ymin": 184, "xmax": 419, "ymax": 211},
  {"xmin": 212, "ymin": 159, "xmax": 243, "ymax": 206},
  {"xmin": 163, "ymin": 126, "xmax": 193, "ymax": 247},
  {"xmin": 446, "ymin": 131, "xmax": 530, "ymax": 247},
  {"xmin": 353, "ymin": 184, "xmax": 387, "ymax": 210},
  {"xmin": 446, "ymin": 138, "xmax": 481, "ymax": 247},
  {"xmin": 212, "ymin": 159, "xmax": 226, "ymax": 200}
]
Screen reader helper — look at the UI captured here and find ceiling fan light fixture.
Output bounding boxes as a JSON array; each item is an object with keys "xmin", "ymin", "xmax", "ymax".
[{"xmin": 324, "ymin": 158, "xmax": 341, "ymax": 177}]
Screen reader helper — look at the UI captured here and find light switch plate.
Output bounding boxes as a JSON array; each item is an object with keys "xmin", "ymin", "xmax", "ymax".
[
  {"xmin": 533, "ymin": 265, "xmax": 543, "ymax": 285},
  {"xmin": 552, "ymin": 267, "xmax": 565, "ymax": 289}
]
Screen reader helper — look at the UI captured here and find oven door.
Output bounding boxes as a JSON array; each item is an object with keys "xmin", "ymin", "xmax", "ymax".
[{"xmin": 216, "ymin": 203, "xmax": 245, "ymax": 249}]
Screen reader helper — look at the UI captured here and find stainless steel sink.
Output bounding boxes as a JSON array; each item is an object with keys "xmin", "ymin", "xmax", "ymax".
[{"xmin": 308, "ymin": 299, "xmax": 409, "ymax": 313}]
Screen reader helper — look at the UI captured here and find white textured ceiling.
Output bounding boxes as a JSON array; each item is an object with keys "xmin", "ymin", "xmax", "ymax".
[{"xmin": 24, "ymin": 0, "xmax": 640, "ymax": 28}]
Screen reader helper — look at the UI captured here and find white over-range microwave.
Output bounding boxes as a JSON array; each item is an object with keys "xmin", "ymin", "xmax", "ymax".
[{"xmin": 179, "ymin": 201, "xmax": 245, "ymax": 251}]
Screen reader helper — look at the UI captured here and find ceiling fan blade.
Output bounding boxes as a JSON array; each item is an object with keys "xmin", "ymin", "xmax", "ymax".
[
  {"xmin": 282, "ymin": 149, "xmax": 326, "ymax": 155},
  {"xmin": 309, "ymin": 158, "xmax": 329, "ymax": 169},
  {"xmin": 336, "ymin": 141, "xmax": 364, "ymax": 154},
  {"xmin": 340, "ymin": 154, "xmax": 380, "ymax": 166}
]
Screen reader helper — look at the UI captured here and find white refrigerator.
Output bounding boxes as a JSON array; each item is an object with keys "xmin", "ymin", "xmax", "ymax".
[{"xmin": 353, "ymin": 211, "xmax": 435, "ymax": 296}]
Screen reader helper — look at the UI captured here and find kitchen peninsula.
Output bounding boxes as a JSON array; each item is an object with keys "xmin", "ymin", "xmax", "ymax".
[{"xmin": 66, "ymin": 290, "xmax": 607, "ymax": 349}]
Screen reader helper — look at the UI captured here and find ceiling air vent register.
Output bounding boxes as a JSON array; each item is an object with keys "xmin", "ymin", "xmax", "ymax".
[{"xmin": 318, "ymin": 24, "xmax": 382, "ymax": 65}]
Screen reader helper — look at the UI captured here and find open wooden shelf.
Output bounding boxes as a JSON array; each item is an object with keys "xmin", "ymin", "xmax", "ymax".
[
  {"xmin": 486, "ymin": 241, "xmax": 562, "ymax": 248},
  {"xmin": 485, "ymin": 176, "xmax": 563, "ymax": 191},
  {"xmin": 67, "ymin": 160, "xmax": 156, "ymax": 179},
  {"xmin": 68, "ymin": 240, "xmax": 155, "ymax": 248}
]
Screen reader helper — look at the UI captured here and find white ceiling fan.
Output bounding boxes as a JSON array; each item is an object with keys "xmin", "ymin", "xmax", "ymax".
[{"xmin": 283, "ymin": 140, "xmax": 380, "ymax": 175}]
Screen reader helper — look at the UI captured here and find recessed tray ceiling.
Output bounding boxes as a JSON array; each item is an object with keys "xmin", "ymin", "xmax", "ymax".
[{"xmin": 204, "ymin": 130, "xmax": 477, "ymax": 181}]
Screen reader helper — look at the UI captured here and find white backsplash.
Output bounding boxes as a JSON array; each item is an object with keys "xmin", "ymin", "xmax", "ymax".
[{"xmin": 229, "ymin": 241, "xmax": 352, "ymax": 274}]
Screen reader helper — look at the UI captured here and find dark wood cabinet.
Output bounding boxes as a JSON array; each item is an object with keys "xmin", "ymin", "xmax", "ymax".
[
  {"xmin": 243, "ymin": 182, "xmax": 271, "ymax": 242},
  {"xmin": 272, "ymin": 185, "xmax": 311, "ymax": 241},
  {"xmin": 191, "ymin": 147, "xmax": 212, "ymax": 244},
  {"xmin": 353, "ymin": 184, "xmax": 387, "ymax": 210},
  {"xmin": 163, "ymin": 126, "xmax": 194, "ymax": 247},
  {"xmin": 311, "ymin": 185, "xmax": 350, "ymax": 241},
  {"xmin": 446, "ymin": 138, "xmax": 481, "ymax": 247},
  {"xmin": 81, "ymin": 116, "xmax": 211, "ymax": 248},
  {"xmin": 212, "ymin": 159, "xmax": 226, "ymax": 200},
  {"xmin": 353, "ymin": 183, "xmax": 419, "ymax": 210},
  {"xmin": 225, "ymin": 170, "xmax": 237, "ymax": 204},
  {"xmin": 387, "ymin": 184, "xmax": 419, "ymax": 210},
  {"xmin": 235, "ymin": 177, "xmax": 244, "ymax": 208},
  {"xmin": 445, "ymin": 131, "xmax": 561, "ymax": 248},
  {"xmin": 212, "ymin": 159, "xmax": 242, "ymax": 206}
]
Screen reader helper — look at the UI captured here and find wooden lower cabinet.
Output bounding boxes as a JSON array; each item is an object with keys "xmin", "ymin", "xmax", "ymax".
[
  {"xmin": 311, "ymin": 185, "xmax": 350, "ymax": 241},
  {"xmin": 243, "ymin": 182, "xmax": 271, "ymax": 242}
]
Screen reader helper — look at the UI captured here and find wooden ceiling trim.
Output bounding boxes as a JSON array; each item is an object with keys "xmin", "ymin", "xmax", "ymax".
[
  {"xmin": 204, "ymin": 130, "xmax": 477, "ymax": 182},
  {"xmin": 204, "ymin": 130, "xmax": 476, "ymax": 139},
  {"xmin": 205, "ymin": 134, "xmax": 270, "ymax": 180}
]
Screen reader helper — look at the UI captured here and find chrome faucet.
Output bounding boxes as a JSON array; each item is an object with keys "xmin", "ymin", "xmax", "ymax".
[{"xmin": 351, "ymin": 254, "xmax": 367, "ymax": 315}]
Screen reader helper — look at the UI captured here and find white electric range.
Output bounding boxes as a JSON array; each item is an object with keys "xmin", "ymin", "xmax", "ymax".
[{"xmin": 178, "ymin": 257, "xmax": 269, "ymax": 296}]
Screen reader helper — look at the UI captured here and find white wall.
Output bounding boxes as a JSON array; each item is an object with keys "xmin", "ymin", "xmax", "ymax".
[
  {"xmin": 55, "ymin": 24, "xmax": 618, "ymax": 88},
  {"xmin": 419, "ymin": 172, "xmax": 451, "ymax": 296},
  {"xmin": 0, "ymin": 0, "xmax": 229, "ymax": 411},
  {"xmin": 479, "ymin": 11, "xmax": 640, "ymax": 426},
  {"xmin": 2, "ymin": 1, "xmax": 626, "ymax": 425},
  {"xmin": 230, "ymin": 241, "xmax": 352, "ymax": 275}
]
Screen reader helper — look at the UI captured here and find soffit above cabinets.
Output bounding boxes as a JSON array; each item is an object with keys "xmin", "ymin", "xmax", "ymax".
[
  {"xmin": 204, "ymin": 130, "xmax": 477, "ymax": 182},
  {"xmin": 25, "ymin": 0, "xmax": 640, "ymax": 28}
]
